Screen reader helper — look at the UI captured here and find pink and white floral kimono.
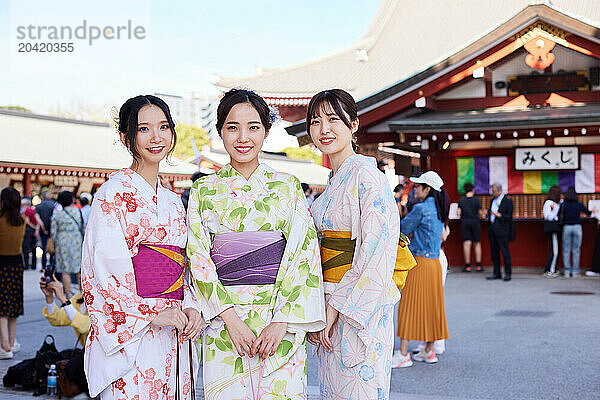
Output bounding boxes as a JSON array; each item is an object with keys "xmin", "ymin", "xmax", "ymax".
[{"xmin": 81, "ymin": 168, "xmax": 201, "ymax": 400}]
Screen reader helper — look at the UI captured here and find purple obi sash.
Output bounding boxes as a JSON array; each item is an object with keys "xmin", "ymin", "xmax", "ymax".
[
  {"xmin": 210, "ymin": 231, "xmax": 286, "ymax": 286},
  {"xmin": 131, "ymin": 243, "xmax": 185, "ymax": 300}
]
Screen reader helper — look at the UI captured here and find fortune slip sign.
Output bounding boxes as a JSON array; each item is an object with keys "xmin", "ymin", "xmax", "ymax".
[{"xmin": 514, "ymin": 146, "xmax": 579, "ymax": 171}]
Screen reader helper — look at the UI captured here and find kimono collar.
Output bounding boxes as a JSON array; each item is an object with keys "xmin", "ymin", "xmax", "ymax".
[
  {"xmin": 328, "ymin": 154, "xmax": 376, "ymax": 186},
  {"xmin": 218, "ymin": 163, "xmax": 272, "ymax": 182},
  {"xmin": 110, "ymin": 168, "xmax": 164, "ymax": 197}
]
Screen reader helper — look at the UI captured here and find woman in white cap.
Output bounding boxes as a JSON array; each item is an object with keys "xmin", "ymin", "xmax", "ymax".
[{"xmin": 392, "ymin": 171, "xmax": 449, "ymax": 368}]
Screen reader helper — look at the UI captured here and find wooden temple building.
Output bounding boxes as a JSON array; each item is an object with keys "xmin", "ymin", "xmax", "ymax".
[
  {"xmin": 0, "ymin": 109, "xmax": 203, "ymax": 196},
  {"xmin": 217, "ymin": 1, "xmax": 600, "ymax": 268}
]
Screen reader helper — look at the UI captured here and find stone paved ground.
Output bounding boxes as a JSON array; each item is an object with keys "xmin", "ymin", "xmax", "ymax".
[{"xmin": 1, "ymin": 267, "xmax": 598, "ymax": 399}]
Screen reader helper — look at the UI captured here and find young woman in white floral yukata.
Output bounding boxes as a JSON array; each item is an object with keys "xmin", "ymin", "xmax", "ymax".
[{"xmin": 81, "ymin": 95, "xmax": 203, "ymax": 400}]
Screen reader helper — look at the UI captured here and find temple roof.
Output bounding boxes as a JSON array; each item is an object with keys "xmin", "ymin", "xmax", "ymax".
[
  {"xmin": 0, "ymin": 109, "xmax": 202, "ymax": 177},
  {"xmin": 216, "ymin": 0, "xmax": 600, "ymax": 101},
  {"xmin": 388, "ymin": 104, "xmax": 600, "ymax": 133}
]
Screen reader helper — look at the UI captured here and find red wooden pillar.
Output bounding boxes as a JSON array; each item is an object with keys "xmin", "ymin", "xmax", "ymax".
[{"xmin": 23, "ymin": 172, "xmax": 31, "ymax": 197}]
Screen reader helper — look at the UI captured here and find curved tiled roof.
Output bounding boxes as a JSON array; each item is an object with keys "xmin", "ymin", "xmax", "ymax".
[
  {"xmin": 216, "ymin": 0, "xmax": 600, "ymax": 101},
  {"xmin": 0, "ymin": 109, "xmax": 200, "ymax": 176}
]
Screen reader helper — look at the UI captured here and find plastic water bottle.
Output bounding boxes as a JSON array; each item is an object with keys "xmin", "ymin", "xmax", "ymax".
[{"xmin": 47, "ymin": 364, "xmax": 57, "ymax": 395}]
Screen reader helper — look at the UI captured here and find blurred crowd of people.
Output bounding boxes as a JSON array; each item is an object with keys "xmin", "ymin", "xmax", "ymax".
[
  {"xmin": 299, "ymin": 170, "xmax": 599, "ymax": 371},
  {"xmin": 0, "ymin": 187, "xmax": 92, "ymax": 359}
]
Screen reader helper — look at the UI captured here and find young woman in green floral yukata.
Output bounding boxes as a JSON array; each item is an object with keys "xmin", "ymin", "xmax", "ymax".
[{"xmin": 186, "ymin": 89, "xmax": 326, "ymax": 400}]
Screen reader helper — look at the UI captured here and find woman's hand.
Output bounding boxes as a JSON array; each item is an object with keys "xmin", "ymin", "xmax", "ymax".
[
  {"xmin": 306, "ymin": 331, "xmax": 321, "ymax": 346},
  {"xmin": 47, "ymin": 277, "xmax": 66, "ymax": 304},
  {"xmin": 319, "ymin": 305, "xmax": 339, "ymax": 353},
  {"xmin": 182, "ymin": 308, "xmax": 203, "ymax": 341},
  {"xmin": 39, "ymin": 275, "xmax": 53, "ymax": 301},
  {"xmin": 220, "ymin": 308, "xmax": 257, "ymax": 357},
  {"xmin": 251, "ymin": 322, "xmax": 288, "ymax": 359},
  {"xmin": 151, "ymin": 307, "xmax": 188, "ymax": 331}
]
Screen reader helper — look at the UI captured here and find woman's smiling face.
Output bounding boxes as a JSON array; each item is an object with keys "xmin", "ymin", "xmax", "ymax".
[
  {"xmin": 126, "ymin": 104, "xmax": 173, "ymax": 166},
  {"xmin": 220, "ymin": 102, "xmax": 268, "ymax": 167},
  {"xmin": 309, "ymin": 101, "xmax": 357, "ymax": 156}
]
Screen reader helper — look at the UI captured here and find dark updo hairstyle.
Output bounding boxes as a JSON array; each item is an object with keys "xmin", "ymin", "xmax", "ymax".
[
  {"xmin": 57, "ymin": 190, "xmax": 74, "ymax": 208},
  {"xmin": 79, "ymin": 196, "xmax": 89, "ymax": 207},
  {"xmin": 0, "ymin": 187, "xmax": 24, "ymax": 227},
  {"xmin": 116, "ymin": 95, "xmax": 177, "ymax": 167},
  {"xmin": 216, "ymin": 89, "xmax": 272, "ymax": 134},
  {"xmin": 305, "ymin": 89, "xmax": 358, "ymax": 133},
  {"xmin": 546, "ymin": 185, "xmax": 561, "ymax": 203}
]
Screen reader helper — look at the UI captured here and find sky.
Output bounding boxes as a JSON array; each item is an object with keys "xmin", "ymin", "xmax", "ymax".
[{"xmin": 0, "ymin": 0, "xmax": 380, "ymax": 116}]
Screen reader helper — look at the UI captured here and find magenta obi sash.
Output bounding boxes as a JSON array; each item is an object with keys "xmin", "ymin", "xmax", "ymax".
[
  {"xmin": 210, "ymin": 231, "xmax": 286, "ymax": 286},
  {"xmin": 131, "ymin": 243, "xmax": 185, "ymax": 300}
]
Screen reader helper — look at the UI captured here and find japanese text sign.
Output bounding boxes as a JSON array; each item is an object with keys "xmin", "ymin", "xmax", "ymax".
[{"xmin": 514, "ymin": 146, "xmax": 579, "ymax": 171}]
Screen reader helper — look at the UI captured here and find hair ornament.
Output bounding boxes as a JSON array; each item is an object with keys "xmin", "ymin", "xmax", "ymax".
[{"xmin": 268, "ymin": 106, "xmax": 280, "ymax": 125}]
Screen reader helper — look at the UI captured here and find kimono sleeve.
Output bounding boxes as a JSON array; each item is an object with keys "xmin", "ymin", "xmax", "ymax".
[
  {"xmin": 329, "ymin": 170, "xmax": 400, "ymax": 331},
  {"xmin": 271, "ymin": 176, "xmax": 326, "ymax": 334},
  {"xmin": 80, "ymin": 185, "xmax": 175, "ymax": 356},
  {"xmin": 186, "ymin": 183, "xmax": 233, "ymax": 323},
  {"xmin": 182, "ymin": 271, "xmax": 203, "ymax": 313}
]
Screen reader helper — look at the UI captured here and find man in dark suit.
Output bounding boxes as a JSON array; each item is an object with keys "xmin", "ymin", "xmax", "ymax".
[{"xmin": 486, "ymin": 183, "xmax": 514, "ymax": 281}]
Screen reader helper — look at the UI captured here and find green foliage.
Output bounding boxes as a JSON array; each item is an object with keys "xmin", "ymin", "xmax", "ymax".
[
  {"xmin": 234, "ymin": 357, "xmax": 244, "ymax": 374},
  {"xmin": 253, "ymin": 290, "xmax": 271, "ymax": 305},
  {"xmin": 276, "ymin": 339, "xmax": 293, "ymax": 358},
  {"xmin": 215, "ymin": 328, "xmax": 234, "ymax": 352},
  {"xmin": 197, "ymin": 281, "xmax": 213, "ymax": 300},
  {"xmin": 283, "ymin": 146, "xmax": 322, "ymax": 166},
  {"xmin": 292, "ymin": 304, "xmax": 305, "ymax": 319},
  {"xmin": 266, "ymin": 181, "xmax": 290, "ymax": 197},
  {"xmin": 280, "ymin": 303, "xmax": 291, "ymax": 316},
  {"xmin": 288, "ymin": 285, "xmax": 302, "ymax": 302},
  {"xmin": 216, "ymin": 285, "xmax": 231, "ymax": 304},
  {"xmin": 205, "ymin": 348, "xmax": 216, "ymax": 362},
  {"xmin": 254, "ymin": 199, "xmax": 270, "ymax": 214},
  {"xmin": 1, "ymin": 105, "xmax": 32, "ymax": 113},
  {"xmin": 244, "ymin": 310, "xmax": 263, "ymax": 335},
  {"xmin": 173, "ymin": 122, "xmax": 210, "ymax": 160},
  {"xmin": 306, "ymin": 273, "xmax": 320, "ymax": 288},
  {"xmin": 222, "ymin": 355, "xmax": 236, "ymax": 365},
  {"xmin": 258, "ymin": 223, "xmax": 272, "ymax": 231}
]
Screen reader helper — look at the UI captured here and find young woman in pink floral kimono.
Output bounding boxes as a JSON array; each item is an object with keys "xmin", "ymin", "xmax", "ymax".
[{"xmin": 81, "ymin": 95, "xmax": 203, "ymax": 400}]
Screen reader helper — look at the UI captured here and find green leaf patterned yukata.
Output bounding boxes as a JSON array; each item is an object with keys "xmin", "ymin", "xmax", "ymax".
[{"xmin": 186, "ymin": 163, "xmax": 326, "ymax": 400}]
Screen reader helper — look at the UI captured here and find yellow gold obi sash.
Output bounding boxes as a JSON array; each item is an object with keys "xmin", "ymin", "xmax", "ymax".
[{"xmin": 320, "ymin": 230, "xmax": 417, "ymax": 289}]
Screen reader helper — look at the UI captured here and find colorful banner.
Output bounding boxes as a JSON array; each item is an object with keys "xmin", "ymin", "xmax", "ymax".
[{"xmin": 456, "ymin": 154, "xmax": 600, "ymax": 194}]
